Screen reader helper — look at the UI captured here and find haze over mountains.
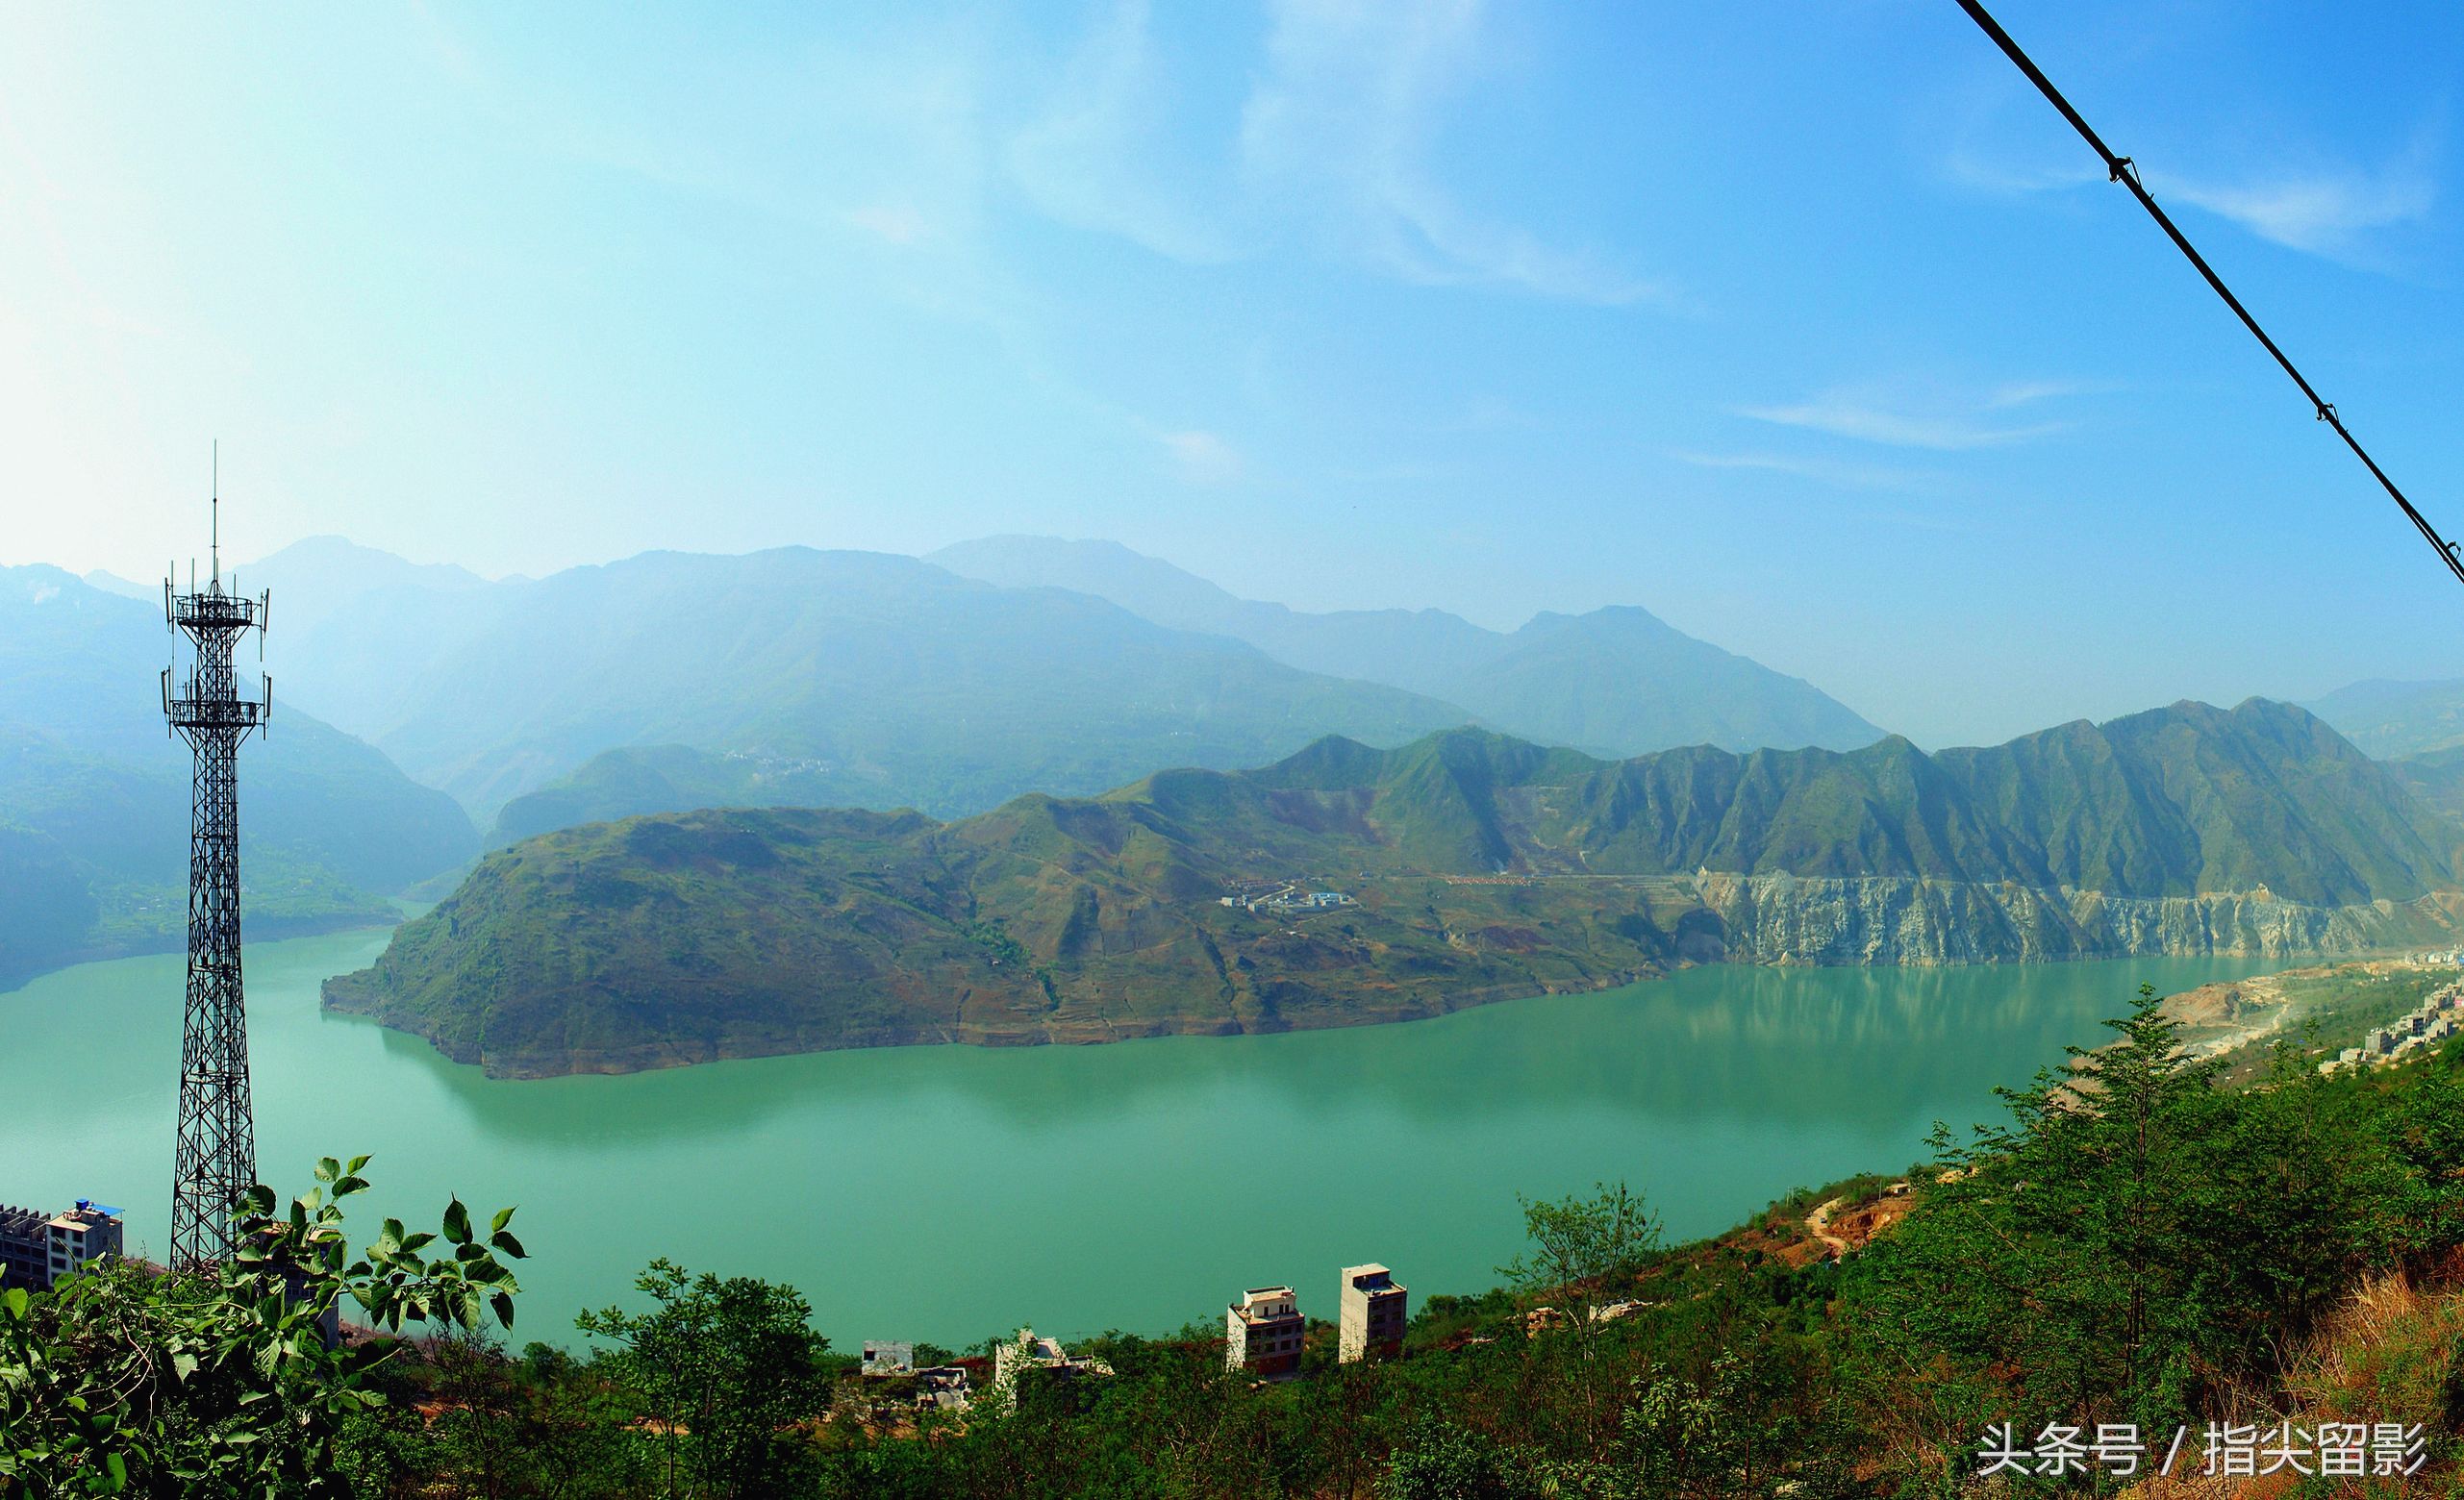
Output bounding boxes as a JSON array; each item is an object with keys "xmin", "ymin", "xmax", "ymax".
[
  {"xmin": 2308, "ymin": 679, "xmax": 2464, "ymax": 762},
  {"xmin": 290, "ymin": 545, "xmax": 1472, "ymax": 825},
  {"xmin": 326, "ymin": 698, "xmax": 2464, "ymax": 1077},
  {"xmin": 204, "ymin": 536, "xmax": 1893, "ymax": 845},
  {"xmin": 928, "ymin": 536, "xmax": 1886, "ymax": 761}
]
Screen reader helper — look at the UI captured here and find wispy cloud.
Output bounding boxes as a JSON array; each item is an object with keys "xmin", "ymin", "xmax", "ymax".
[
  {"xmin": 1946, "ymin": 98, "xmax": 2440, "ymax": 266},
  {"xmin": 1737, "ymin": 379, "xmax": 2081, "ymax": 451},
  {"xmin": 1003, "ymin": 0, "xmax": 1243, "ymax": 262},
  {"xmin": 847, "ymin": 203, "xmax": 930, "ymax": 246},
  {"xmin": 2158, "ymin": 138, "xmax": 2438, "ymax": 258},
  {"xmin": 1236, "ymin": 0, "xmax": 1660, "ymax": 305},
  {"xmin": 1671, "ymin": 450, "xmax": 1933, "ymax": 491},
  {"xmin": 1941, "ymin": 143, "xmax": 2101, "ymax": 197},
  {"xmin": 999, "ymin": 0, "xmax": 1662, "ymax": 305}
]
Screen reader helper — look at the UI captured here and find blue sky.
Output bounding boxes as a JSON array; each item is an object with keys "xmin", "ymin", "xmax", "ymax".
[{"xmin": 2, "ymin": 0, "xmax": 2459, "ymax": 746}]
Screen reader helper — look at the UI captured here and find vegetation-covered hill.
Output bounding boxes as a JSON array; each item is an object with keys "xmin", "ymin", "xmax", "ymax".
[
  {"xmin": 0, "ymin": 567, "xmax": 478, "ymax": 988},
  {"xmin": 928, "ymin": 534, "xmax": 1888, "ymax": 757},
  {"xmin": 324, "ymin": 699, "xmax": 2464, "ymax": 1077}
]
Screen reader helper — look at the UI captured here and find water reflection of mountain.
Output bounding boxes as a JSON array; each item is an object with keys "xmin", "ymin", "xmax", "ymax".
[{"xmin": 376, "ymin": 955, "xmax": 2275, "ymax": 1150}]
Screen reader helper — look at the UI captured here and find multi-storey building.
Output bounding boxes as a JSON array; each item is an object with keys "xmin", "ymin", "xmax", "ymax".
[
  {"xmin": 0, "ymin": 1199, "xmax": 123, "ymax": 1291},
  {"xmin": 1226, "ymin": 1286, "xmax": 1304, "ymax": 1380},
  {"xmin": 48, "ymin": 1203, "xmax": 122, "ymax": 1286},
  {"xmin": 0, "ymin": 1205, "xmax": 49, "ymax": 1290},
  {"xmin": 1338, "ymin": 1263, "xmax": 1407, "ymax": 1362}
]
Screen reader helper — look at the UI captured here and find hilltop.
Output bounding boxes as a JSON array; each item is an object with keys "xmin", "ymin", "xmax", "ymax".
[{"xmin": 324, "ymin": 698, "xmax": 2464, "ymax": 1077}]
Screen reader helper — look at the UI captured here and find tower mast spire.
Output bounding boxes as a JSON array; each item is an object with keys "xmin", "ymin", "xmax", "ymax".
[{"xmin": 163, "ymin": 447, "xmax": 267, "ymax": 1270}]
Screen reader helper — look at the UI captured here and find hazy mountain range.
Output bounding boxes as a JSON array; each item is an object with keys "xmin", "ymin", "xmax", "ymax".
[
  {"xmin": 325, "ymin": 699, "xmax": 2464, "ymax": 1077},
  {"xmin": 927, "ymin": 535, "xmax": 1886, "ymax": 761},
  {"xmin": 176, "ymin": 536, "xmax": 1895, "ymax": 844},
  {"xmin": 2307, "ymin": 679, "xmax": 2464, "ymax": 761}
]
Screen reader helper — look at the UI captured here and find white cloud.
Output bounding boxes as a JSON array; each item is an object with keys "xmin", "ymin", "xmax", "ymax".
[
  {"xmin": 999, "ymin": 0, "xmax": 1660, "ymax": 305},
  {"xmin": 2160, "ymin": 148, "xmax": 2436, "ymax": 258},
  {"xmin": 1160, "ymin": 429, "xmax": 1242, "ymax": 484},
  {"xmin": 1738, "ymin": 380, "xmax": 2079, "ymax": 451},
  {"xmin": 1945, "ymin": 96, "xmax": 2440, "ymax": 265}
]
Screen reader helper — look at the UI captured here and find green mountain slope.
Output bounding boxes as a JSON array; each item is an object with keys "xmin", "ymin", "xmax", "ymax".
[
  {"xmin": 325, "ymin": 699, "xmax": 2461, "ymax": 1077},
  {"xmin": 927, "ymin": 535, "xmax": 1887, "ymax": 756},
  {"xmin": 0, "ymin": 567, "xmax": 480, "ymax": 988}
]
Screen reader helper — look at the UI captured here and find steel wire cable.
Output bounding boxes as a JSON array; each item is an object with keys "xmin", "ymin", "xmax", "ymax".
[{"xmin": 1954, "ymin": 0, "xmax": 2464, "ymax": 587}]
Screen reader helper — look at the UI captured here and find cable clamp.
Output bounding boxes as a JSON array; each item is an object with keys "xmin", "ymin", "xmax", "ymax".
[
  {"xmin": 2109, "ymin": 157, "xmax": 2137, "ymax": 186},
  {"xmin": 2316, "ymin": 403, "xmax": 2337, "ymax": 423}
]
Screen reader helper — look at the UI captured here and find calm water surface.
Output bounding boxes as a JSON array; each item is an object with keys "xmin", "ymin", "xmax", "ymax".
[{"xmin": 0, "ymin": 931, "xmax": 2276, "ymax": 1347}]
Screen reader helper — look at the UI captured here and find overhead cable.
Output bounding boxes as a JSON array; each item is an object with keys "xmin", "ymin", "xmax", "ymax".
[{"xmin": 1953, "ymin": 0, "xmax": 2464, "ymax": 588}]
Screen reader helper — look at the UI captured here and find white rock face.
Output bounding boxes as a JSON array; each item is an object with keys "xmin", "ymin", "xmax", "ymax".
[{"xmin": 1686, "ymin": 873, "xmax": 2457, "ymax": 966}]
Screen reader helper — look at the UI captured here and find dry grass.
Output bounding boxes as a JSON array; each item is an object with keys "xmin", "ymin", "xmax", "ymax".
[{"xmin": 2099, "ymin": 1271, "xmax": 2464, "ymax": 1500}]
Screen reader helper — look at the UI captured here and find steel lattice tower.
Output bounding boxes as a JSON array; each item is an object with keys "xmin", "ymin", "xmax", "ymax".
[{"xmin": 162, "ymin": 460, "xmax": 272, "ymax": 1271}]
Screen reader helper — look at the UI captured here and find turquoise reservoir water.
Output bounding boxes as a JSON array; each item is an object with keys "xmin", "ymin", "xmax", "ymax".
[{"xmin": 0, "ymin": 931, "xmax": 2275, "ymax": 1348}]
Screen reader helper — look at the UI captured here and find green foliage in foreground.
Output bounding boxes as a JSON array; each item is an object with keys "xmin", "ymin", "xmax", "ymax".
[
  {"xmin": 10, "ymin": 995, "xmax": 2464, "ymax": 1498},
  {"xmin": 576, "ymin": 1259, "xmax": 833, "ymax": 1499},
  {"xmin": 0, "ymin": 1158, "xmax": 524, "ymax": 1498}
]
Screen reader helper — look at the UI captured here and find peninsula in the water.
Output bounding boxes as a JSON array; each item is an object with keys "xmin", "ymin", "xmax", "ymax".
[{"xmin": 321, "ymin": 697, "xmax": 2464, "ymax": 1077}]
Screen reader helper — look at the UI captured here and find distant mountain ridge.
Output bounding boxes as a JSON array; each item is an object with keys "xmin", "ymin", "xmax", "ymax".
[
  {"xmin": 2308, "ymin": 678, "xmax": 2464, "ymax": 761},
  {"xmin": 304, "ymin": 545, "xmax": 1479, "ymax": 825},
  {"xmin": 926, "ymin": 535, "xmax": 1887, "ymax": 758},
  {"xmin": 324, "ymin": 697, "xmax": 2462, "ymax": 1077},
  {"xmin": 214, "ymin": 536, "xmax": 1890, "ymax": 845}
]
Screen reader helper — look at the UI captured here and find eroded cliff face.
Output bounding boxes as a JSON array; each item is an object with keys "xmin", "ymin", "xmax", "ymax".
[{"xmin": 1687, "ymin": 873, "xmax": 2464, "ymax": 966}]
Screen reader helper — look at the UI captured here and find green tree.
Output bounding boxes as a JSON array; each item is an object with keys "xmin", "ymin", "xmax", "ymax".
[
  {"xmin": 1841, "ymin": 984, "xmax": 2417, "ymax": 1484},
  {"xmin": 575, "ymin": 1259, "xmax": 830, "ymax": 1500},
  {"xmin": 1497, "ymin": 1180, "xmax": 1659, "ymax": 1449},
  {"xmin": 1376, "ymin": 1415, "xmax": 1536, "ymax": 1500},
  {"xmin": 0, "ymin": 1156, "xmax": 524, "ymax": 1498}
]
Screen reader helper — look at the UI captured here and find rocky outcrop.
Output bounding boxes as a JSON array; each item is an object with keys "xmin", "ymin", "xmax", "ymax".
[{"xmin": 1688, "ymin": 873, "xmax": 2464, "ymax": 967}]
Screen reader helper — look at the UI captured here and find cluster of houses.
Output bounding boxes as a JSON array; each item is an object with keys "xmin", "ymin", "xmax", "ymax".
[
  {"xmin": 852, "ymin": 1262, "xmax": 1408, "ymax": 1418},
  {"xmin": 2320, "ymin": 980, "xmax": 2464, "ymax": 1074},
  {"xmin": 1217, "ymin": 879, "xmax": 1357, "ymax": 916},
  {"xmin": 852, "ymin": 1329, "xmax": 1110, "ymax": 1418}
]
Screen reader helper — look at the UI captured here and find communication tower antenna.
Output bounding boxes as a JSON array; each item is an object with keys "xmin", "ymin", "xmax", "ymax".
[{"xmin": 162, "ymin": 441, "xmax": 270, "ymax": 1270}]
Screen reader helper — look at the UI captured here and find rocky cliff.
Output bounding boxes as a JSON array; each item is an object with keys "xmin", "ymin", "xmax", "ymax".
[{"xmin": 1692, "ymin": 873, "xmax": 2462, "ymax": 966}]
